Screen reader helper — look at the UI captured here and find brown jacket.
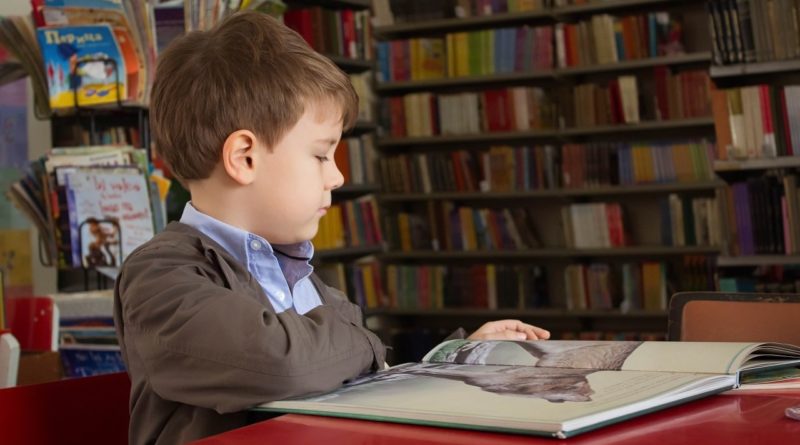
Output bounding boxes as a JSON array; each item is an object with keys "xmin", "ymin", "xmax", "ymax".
[{"xmin": 113, "ymin": 222, "xmax": 386, "ymax": 445}]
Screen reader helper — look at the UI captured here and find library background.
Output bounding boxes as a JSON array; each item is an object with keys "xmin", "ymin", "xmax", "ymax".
[{"xmin": 0, "ymin": 0, "xmax": 796, "ymax": 379}]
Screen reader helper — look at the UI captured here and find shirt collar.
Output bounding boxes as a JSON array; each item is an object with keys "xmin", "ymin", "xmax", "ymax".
[{"xmin": 179, "ymin": 202, "xmax": 314, "ymax": 264}]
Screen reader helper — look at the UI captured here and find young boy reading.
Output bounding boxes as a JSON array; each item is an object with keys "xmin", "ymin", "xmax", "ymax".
[{"xmin": 113, "ymin": 11, "xmax": 550, "ymax": 445}]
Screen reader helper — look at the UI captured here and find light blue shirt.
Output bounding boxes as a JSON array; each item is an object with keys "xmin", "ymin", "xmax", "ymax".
[{"xmin": 180, "ymin": 203, "xmax": 323, "ymax": 314}]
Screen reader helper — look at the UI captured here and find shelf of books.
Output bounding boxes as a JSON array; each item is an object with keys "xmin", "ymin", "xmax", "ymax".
[
  {"xmin": 706, "ymin": 0, "xmax": 800, "ymax": 294},
  {"xmin": 366, "ymin": 0, "xmax": 719, "ymax": 351},
  {"xmin": 280, "ymin": 0, "xmax": 386, "ymax": 274},
  {"xmin": 376, "ymin": 53, "xmax": 712, "ymax": 93},
  {"xmin": 373, "ymin": 0, "xmax": 696, "ymax": 37}
]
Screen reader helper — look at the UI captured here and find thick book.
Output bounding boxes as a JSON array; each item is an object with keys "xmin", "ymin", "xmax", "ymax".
[{"xmin": 256, "ymin": 339, "xmax": 800, "ymax": 438}]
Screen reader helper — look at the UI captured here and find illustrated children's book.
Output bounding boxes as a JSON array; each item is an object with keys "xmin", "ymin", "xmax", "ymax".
[
  {"xmin": 62, "ymin": 166, "xmax": 153, "ymax": 268},
  {"xmin": 257, "ymin": 339, "xmax": 800, "ymax": 438},
  {"xmin": 37, "ymin": 24, "xmax": 127, "ymax": 109}
]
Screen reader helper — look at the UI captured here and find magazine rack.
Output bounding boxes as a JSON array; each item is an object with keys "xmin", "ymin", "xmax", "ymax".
[{"xmin": 37, "ymin": 56, "xmax": 151, "ymax": 157}]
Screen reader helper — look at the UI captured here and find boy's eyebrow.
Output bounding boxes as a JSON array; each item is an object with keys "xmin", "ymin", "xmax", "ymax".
[{"xmin": 314, "ymin": 138, "xmax": 339, "ymax": 146}]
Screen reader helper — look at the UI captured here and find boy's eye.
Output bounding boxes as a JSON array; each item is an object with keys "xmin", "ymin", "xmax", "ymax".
[{"xmin": 316, "ymin": 155, "xmax": 330, "ymax": 162}]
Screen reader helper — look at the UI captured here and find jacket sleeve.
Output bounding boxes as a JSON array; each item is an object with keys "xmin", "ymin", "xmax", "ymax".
[{"xmin": 116, "ymin": 244, "xmax": 385, "ymax": 414}]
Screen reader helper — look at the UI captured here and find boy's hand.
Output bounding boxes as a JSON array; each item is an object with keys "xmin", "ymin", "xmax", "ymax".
[{"xmin": 467, "ymin": 319, "xmax": 550, "ymax": 341}]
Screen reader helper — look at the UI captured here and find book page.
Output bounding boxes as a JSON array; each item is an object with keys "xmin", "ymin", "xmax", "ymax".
[
  {"xmin": 261, "ymin": 363, "xmax": 733, "ymax": 435},
  {"xmin": 423, "ymin": 340, "xmax": 768, "ymax": 375}
]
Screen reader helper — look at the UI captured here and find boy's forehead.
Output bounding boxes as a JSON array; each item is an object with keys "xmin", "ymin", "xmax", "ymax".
[{"xmin": 305, "ymin": 98, "xmax": 346, "ymax": 125}]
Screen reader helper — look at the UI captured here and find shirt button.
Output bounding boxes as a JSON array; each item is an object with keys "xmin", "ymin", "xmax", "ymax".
[
  {"xmin": 275, "ymin": 292, "xmax": 285, "ymax": 301},
  {"xmin": 250, "ymin": 240, "xmax": 262, "ymax": 250}
]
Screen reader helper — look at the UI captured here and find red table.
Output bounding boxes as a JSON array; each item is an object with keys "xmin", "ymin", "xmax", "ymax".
[{"xmin": 192, "ymin": 391, "xmax": 800, "ymax": 444}]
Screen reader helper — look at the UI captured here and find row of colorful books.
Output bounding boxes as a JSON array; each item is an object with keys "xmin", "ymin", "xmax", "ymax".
[
  {"xmin": 375, "ymin": 27, "xmax": 553, "ymax": 81},
  {"xmin": 565, "ymin": 256, "xmax": 715, "ymax": 312},
  {"xmin": 335, "ymin": 134, "xmax": 378, "ymax": 185},
  {"xmin": 53, "ymin": 125, "xmax": 143, "ymax": 148},
  {"xmin": 711, "ymin": 84, "xmax": 800, "ymax": 160},
  {"xmin": 6, "ymin": 145, "xmax": 167, "ymax": 269},
  {"xmin": 385, "ymin": 264, "xmax": 549, "ymax": 310},
  {"xmin": 375, "ymin": 11, "xmax": 682, "ymax": 81},
  {"xmin": 380, "ymin": 69, "xmax": 711, "ymax": 138},
  {"xmin": 722, "ymin": 174, "xmax": 800, "ymax": 255},
  {"xmin": 312, "ymin": 196, "xmax": 383, "ymax": 250},
  {"xmin": 660, "ymin": 195, "xmax": 721, "ymax": 248},
  {"xmin": 316, "ymin": 259, "xmax": 386, "ymax": 309},
  {"xmin": 378, "ymin": 142, "xmax": 714, "ymax": 194},
  {"xmin": 562, "ymin": 203, "xmax": 628, "ymax": 249},
  {"xmin": 708, "ymin": 0, "xmax": 800, "ymax": 65},
  {"xmin": 284, "ymin": 7, "xmax": 373, "ymax": 61},
  {"xmin": 385, "ymin": 204, "xmax": 542, "ymax": 252}
]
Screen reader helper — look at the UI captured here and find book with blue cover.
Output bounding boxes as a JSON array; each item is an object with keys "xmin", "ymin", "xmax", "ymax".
[{"xmin": 37, "ymin": 24, "xmax": 127, "ymax": 110}]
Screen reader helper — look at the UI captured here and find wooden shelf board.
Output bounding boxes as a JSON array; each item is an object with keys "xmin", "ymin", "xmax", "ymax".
[
  {"xmin": 315, "ymin": 245, "xmax": 384, "ymax": 260},
  {"xmin": 377, "ymin": 118, "xmax": 715, "ymax": 147},
  {"xmin": 379, "ymin": 246, "xmax": 720, "ymax": 261},
  {"xmin": 365, "ymin": 308, "xmax": 667, "ymax": 318},
  {"xmin": 714, "ymin": 157, "xmax": 800, "ymax": 171},
  {"xmin": 378, "ymin": 182, "xmax": 723, "ymax": 202},
  {"xmin": 376, "ymin": 53, "xmax": 711, "ymax": 92},
  {"xmin": 334, "ymin": 183, "xmax": 381, "ymax": 196},
  {"xmin": 717, "ymin": 255, "xmax": 800, "ymax": 267}
]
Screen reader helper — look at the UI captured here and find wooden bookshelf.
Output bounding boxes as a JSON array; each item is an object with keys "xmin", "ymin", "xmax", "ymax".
[
  {"xmin": 365, "ymin": 308, "xmax": 667, "ymax": 319},
  {"xmin": 327, "ymin": 55, "xmax": 374, "ymax": 73},
  {"xmin": 710, "ymin": 60, "xmax": 800, "ymax": 79},
  {"xmin": 334, "ymin": 183, "xmax": 381, "ymax": 198},
  {"xmin": 375, "ymin": 0, "xmax": 694, "ymax": 37},
  {"xmin": 377, "ymin": 52, "xmax": 711, "ymax": 93},
  {"xmin": 717, "ymin": 255, "xmax": 800, "ymax": 267},
  {"xmin": 349, "ymin": 120, "xmax": 377, "ymax": 134},
  {"xmin": 377, "ymin": 118, "xmax": 715, "ymax": 148},
  {"xmin": 379, "ymin": 181, "xmax": 724, "ymax": 202},
  {"xmin": 315, "ymin": 245, "xmax": 384, "ymax": 261},
  {"xmin": 369, "ymin": 0, "xmax": 715, "ymax": 341},
  {"xmin": 288, "ymin": 0, "xmax": 371, "ymax": 9},
  {"xmin": 713, "ymin": 157, "xmax": 800, "ymax": 172},
  {"xmin": 379, "ymin": 246, "xmax": 720, "ymax": 261}
]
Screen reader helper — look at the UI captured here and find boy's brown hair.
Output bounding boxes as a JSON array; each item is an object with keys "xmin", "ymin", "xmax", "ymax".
[{"xmin": 150, "ymin": 11, "xmax": 359, "ymax": 182}]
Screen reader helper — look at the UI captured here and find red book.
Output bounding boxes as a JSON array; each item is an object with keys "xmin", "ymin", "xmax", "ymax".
[
  {"xmin": 333, "ymin": 140, "xmax": 351, "ymax": 184},
  {"xmin": 341, "ymin": 9, "xmax": 356, "ymax": 58},
  {"xmin": 781, "ymin": 88, "xmax": 794, "ymax": 155},
  {"xmin": 653, "ymin": 66, "xmax": 670, "ymax": 120}
]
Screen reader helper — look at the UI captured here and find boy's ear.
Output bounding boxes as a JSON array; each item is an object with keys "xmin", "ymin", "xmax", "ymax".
[{"xmin": 221, "ymin": 130, "xmax": 260, "ymax": 185}]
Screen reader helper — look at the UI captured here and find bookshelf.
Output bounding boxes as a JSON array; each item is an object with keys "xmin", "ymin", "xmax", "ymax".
[
  {"xmin": 282, "ymin": 0, "xmax": 386, "ymax": 308},
  {"xmin": 706, "ymin": 0, "xmax": 800, "ymax": 294},
  {"xmin": 368, "ymin": 0, "xmax": 719, "ymax": 353}
]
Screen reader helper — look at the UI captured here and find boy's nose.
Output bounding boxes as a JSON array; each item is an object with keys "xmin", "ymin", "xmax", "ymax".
[{"xmin": 327, "ymin": 162, "xmax": 345, "ymax": 190}]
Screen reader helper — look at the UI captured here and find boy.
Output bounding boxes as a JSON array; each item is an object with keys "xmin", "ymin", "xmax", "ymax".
[{"xmin": 113, "ymin": 11, "xmax": 549, "ymax": 445}]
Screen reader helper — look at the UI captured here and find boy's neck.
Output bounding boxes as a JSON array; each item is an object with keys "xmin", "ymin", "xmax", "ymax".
[{"xmin": 188, "ymin": 179, "xmax": 250, "ymax": 233}]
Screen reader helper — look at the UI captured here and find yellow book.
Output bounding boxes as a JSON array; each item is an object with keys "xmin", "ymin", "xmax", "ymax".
[
  {"xmin": 398, "ymin": 213, "xmax": 412, "ymax": 251},
  {"xmin": 460, "ymin": 207, "xmax": 478, "ymax": 250},
  {"xmin": 486, "ymin": 264, "xmax": 497, "ymax": 310},
  {"xmin": 454, "ymin": 32, "xmax": 470, "ymax": 77},
  {"xmin": 362, "ymin": 264, "xmax": 377, "ymax": 308},
  {"xmin": 446, "ymin": 33, "xmax": 456, "ymax": 77}
]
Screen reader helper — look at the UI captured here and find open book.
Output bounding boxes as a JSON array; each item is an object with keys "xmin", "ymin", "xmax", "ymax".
[{"xmin": 256, "ymin": 340, "xmax": 800, "ymax": 438}]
